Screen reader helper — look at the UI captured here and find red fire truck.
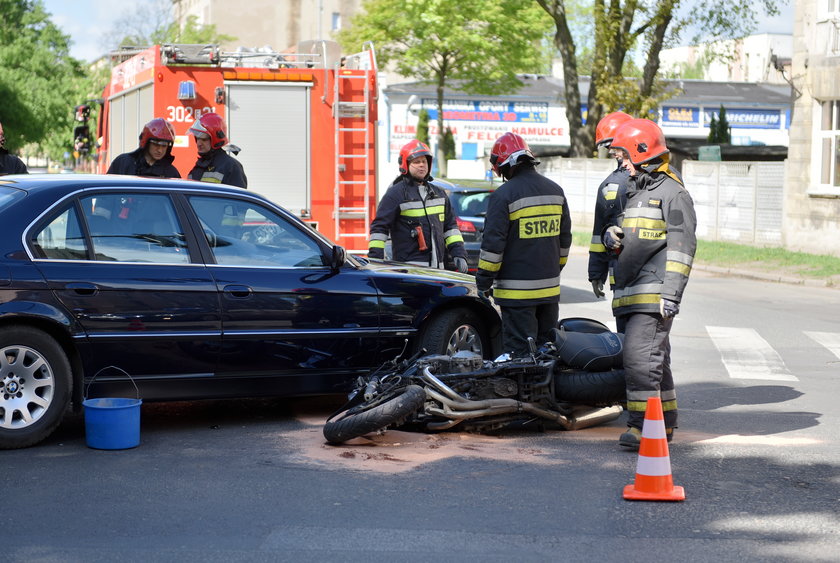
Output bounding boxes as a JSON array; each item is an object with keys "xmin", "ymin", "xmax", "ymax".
[{"xmin": 95, "ymin": 40, "xmax": 378, "ymax": 252}]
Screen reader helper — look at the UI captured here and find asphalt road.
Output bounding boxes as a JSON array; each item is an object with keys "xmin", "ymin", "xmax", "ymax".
[{"xmin": 4, "ymin": 250, "xmax": 839, "ymax": 562}]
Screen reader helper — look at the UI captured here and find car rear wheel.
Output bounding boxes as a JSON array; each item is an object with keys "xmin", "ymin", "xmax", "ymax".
[
  {"xmin": 0, "ymin": 327, "xmax": 72, "ymax": 450},
  {"xmin": 418, "ymin": 308, "xmax": 487, "ymax": 357}
]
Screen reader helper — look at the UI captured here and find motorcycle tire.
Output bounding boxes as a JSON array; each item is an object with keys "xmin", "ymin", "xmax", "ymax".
[
  {"xmin": 323, "ymin": 385, "xmax": 426, "ymax": 444},
  {"xmin": 554, "ymin": 369, "xmax": 626, "ymax": 405}
]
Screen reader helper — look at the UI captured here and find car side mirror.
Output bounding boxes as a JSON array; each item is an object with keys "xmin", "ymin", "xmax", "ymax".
[{"xmin": 330, "ymin": 245, "xmax": 346, "ymax": 271}]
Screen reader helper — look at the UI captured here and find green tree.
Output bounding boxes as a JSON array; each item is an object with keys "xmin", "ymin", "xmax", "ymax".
[
  {"xmin": 442, "ymin": 126, "xmax": 456, "ymax": 161},
  {"xmin": 338, "ymin": 0, "xmax": 552, "ymax": 177},
  {"xmin": 416, "ymin": 109, "xmax": 430, "ymax": 146},
  {"xmin": 709, "ymin": 105, "xmax": 731, "ymax": 143},
  {"xmin": 536, "ymin": 0, "xmax": 781, "ymax": 157},
  {"xmin": 0, "ymin": 0, "xmax": 86, "ymax": 159}
]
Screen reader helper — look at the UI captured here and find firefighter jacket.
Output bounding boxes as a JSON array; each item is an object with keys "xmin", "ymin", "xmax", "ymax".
[
  {"xmin": 189, "ymin": 149, "xmax": 247, "ymax": 188},
  {"xmin": 476, "ymin": 166, "xmax": 572, "ymax": 307},
  {"xmin": 107, "ymin": 147, "xmax": 180, "ymax": 178},
  {"xmin": 608, "ymin": 162, "xmax": 697, "ymax": 318},
  {"xmin": 368, "ymin": 176, "xmax": 466, "ymax": 267},
  {"xmin": 588, "ymin": 166, "xmax": 630, "ymax": 286},
  {"xmin": 0, "ymin": 148, "xmax": 28, "ymax": 175}
]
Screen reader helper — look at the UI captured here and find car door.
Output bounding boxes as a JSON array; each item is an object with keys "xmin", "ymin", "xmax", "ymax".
[
  {"xmin": 185, "ymin": 194, "xmax": 381, "ymax": 390},
  {"xmin": 29, "ymin": 190, "xmax": 221, "ymax": 390}
]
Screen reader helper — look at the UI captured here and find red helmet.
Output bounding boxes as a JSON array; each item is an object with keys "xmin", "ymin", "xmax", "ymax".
[
  {"xmin": 490, "ymin": 132, "xmax": 534, "ymax": 176},
  {"xmin": 188, "ymin": 112, "xmax": 227, "ymax": 149},
  {"xmin": 398, "ymin": 139, "xmax": 432, "ymax": 174},
  {"xmin": 139, "ymin": 118, "xmax": 175, "ymax": 149},
  {"xmin": 609, "ymin": 118, "xmax": 669, "ymax": 166},
  {"xmin": 595, "ymin": 111, "xmax": 633, "ymax": 147}
]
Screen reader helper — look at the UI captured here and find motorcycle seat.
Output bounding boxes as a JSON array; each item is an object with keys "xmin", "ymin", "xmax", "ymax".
[{"xmin": 552, "ymin": 327, "xmax": 623, "ymax": 371}]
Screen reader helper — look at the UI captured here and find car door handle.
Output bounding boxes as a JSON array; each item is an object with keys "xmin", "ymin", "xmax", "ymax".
[
  {"xmin": 223, "ymin": 284, "xmax": 253, "ymax": 298},
  {"xmin": 65, "ymin": 282, "xmax": 98, "ymax": 296}
]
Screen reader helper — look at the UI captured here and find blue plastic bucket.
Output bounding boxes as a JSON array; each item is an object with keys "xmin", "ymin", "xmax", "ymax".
[
  {"xmin": 83, "ymin": 397, "xmax": 142, "ymax": 450},
  {"xmin": 83, "ymin": 366, "xmax": 142, "ymax": 450}
]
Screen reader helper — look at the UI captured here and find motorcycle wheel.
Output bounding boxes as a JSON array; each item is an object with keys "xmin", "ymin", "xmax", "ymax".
[
  {"xmin": 323, "ymin": 385, "xmax": 426, "ymax": 444},
  {"xmin": 554, "ymin": 369, "xmax": 626, "ymax": 404}
]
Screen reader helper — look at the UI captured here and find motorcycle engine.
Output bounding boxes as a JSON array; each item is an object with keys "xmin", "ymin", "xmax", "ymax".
[{"xmin": 416, "ymin": 351, "xmax": 484, "ymax": 373}]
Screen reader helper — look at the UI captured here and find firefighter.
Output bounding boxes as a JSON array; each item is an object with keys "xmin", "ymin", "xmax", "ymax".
[
  {"xmin": 603, "ymin": 118, "xmax": 697, "ymax": 449},
  {"xmin": 368, "ymin": 139, "xmax": 468, "ymax": 273},
  {"xmin": 188, "ymin": 112, "xmax": 247, "ymax": 188},
  {"xmin": 476, "ymin": 132, "xmax": 571, "ymax": 356},
  {"xmin": 106, "ymin": 118, "xmax": 180, "ymax": 178},
  {"xmin": 589, "ymin": 111, "xmax": 633, "ymax": 300},
  {"xmin": 0, "ymin": 121, "xmax": 28, "ymax": 175}
]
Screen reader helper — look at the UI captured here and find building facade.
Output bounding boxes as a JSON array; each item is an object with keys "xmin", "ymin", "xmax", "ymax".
[
  {"xmin": 784, "ymin": 1, "xmax": 840, "ymax": 256},
  {"xmin": 171, "ymin": 0, "xmax": 363, "ymax": 52}
]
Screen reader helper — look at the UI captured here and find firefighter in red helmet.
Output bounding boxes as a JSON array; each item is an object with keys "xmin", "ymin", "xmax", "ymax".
[
  {"xmin": 602, "ymin": 118, "xmax": 697, "ymax": 450},
  {"xmin": 368, "ymin": 139, "xmax": 468, "ymax": 273},
  {"xmin": 0, "ymin": 121, "xmax": 28, "ymax": 175},
  {"xmin": 588, "ymin": 111, "xmax": 633, "ymax": 300},
  {"xmin": 476, "ymin": 132, "xmax": 571, "ymax": 356},
  {"xmin": 106, "ymin": 118, "xmax": 180, "ymax": 178},
  {"xmin": 188, "ymin": 112, "xmax": 247, "ymax": 188}
]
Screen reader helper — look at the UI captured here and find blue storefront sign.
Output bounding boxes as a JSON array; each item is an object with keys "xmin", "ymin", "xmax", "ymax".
[
  {"xmin": 662, "ymin": 106, "xmax": 700, "ymax": 128},
  {"xmin": 423, "ymin": 99, "xmax": 548, "ymax": 123},
  {"xmin": 704, "ymin": 108, "xmax": 782, "ymax": 129}
]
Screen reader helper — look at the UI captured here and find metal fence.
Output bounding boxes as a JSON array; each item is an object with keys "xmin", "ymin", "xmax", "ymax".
[{"xmin": 541, "ymin": 157, "xmax": 786, "ymax": 247}]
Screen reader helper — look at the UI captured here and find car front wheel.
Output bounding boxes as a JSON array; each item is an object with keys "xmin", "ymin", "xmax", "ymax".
[
  {"xmin": 418, "ymin": 308, "xmax": 487, "ymax": 357},
  {"xmin": 0, "ymin": 326, "xmax": 72, "ymax": 450}
]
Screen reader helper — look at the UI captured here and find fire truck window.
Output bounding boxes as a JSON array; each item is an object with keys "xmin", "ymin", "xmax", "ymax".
[
  {"xmin": 79, "ymin": 193, "xmax": 190, "ymax": 264},
  {"xmin": 188, "ymin": 196, "xmax": 326, "ymax": 268},
  {"xmin": 30, "ymin": 205, "xmax": 88, "ymax": 260}
]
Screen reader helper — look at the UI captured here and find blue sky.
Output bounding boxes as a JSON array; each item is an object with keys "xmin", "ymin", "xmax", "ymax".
[
  {"xmin": 42, "ymin": 0, "xmax": 794, "ymax": 63},
  {"xmin": 42, "ymin": 0, "xmax": 156, "ymax": 61}
]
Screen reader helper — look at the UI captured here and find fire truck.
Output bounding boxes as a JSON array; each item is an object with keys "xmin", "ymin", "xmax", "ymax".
[{"xmin": 95, "ymin": 40, "xmax": 378, "ymax": 252}]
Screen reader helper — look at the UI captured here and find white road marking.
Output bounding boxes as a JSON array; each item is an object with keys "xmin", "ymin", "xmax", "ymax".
[
  {"xmin": 706, "ymin": 326, "xmax": 799, "ymax": 381},
  {"xmin": 804, "ymin": 331, "xmax": 840, "ymax": 362}
]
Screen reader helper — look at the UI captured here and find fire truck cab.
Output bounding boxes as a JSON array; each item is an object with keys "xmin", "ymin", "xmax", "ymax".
[{"xmin": 96, "ymin": 40, "xmax": 377, "ymax": 252}]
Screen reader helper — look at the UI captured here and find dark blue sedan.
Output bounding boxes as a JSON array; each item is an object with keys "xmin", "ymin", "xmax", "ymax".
[{"xmin": 0, "ymin": 175, "xmax": 501, "ymax": 449}]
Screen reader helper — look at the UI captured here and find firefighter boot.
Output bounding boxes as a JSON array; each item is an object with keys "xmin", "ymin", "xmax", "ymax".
[{"xmin": 618, "ymin": 427, "xmax": 642, "ymax": 450}]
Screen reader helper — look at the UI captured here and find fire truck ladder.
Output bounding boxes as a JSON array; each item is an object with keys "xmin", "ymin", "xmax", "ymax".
[{"xmin": 333, "ymin": 45, "xmax": 375, "ymax": 247}]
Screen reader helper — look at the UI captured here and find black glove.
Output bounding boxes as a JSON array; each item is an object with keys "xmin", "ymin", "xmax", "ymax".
[
  {"xmin": 590, "ymin": 279, "xmax": 605, "ymax": 298},
  {"xmin": 660, "ymin": 298, "xmax": 680, "ymax": 318},
  {"xmin": 475, "ymin": 274, "xmax": 492, "ymax": 293},
  {"xmin": 454, "ymin": 256, "xmax": 469, "ymax": 274}
]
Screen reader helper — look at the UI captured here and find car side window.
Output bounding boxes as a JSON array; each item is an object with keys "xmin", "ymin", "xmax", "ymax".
[
  {"xmin": 79, "ymin": 193, "xmax": 190, "ymax": 264},
  {"xmin": 31, "ymin": 205, "xmax": 88, "ymax": 260},
  {"xmin": 189, "ymin": 196, "xmax": 325, "ymax": 268}
]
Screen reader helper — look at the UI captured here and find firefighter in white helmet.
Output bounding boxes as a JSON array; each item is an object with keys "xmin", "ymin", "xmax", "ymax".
[
  {"xmin": 603, "ymin": 118, "xmax": 697, "ymax": 450},
  {"xmin": 188, "ymin": 112, "xmax": 247, "ymax": 188}
]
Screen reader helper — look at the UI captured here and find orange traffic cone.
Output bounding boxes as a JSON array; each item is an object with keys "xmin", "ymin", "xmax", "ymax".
[{"xmin": 623, "ymin": 396, "xmax": 685, "ymax": 501}]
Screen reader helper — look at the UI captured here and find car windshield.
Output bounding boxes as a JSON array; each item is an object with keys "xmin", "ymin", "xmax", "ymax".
[
  {"xmin": 0, "ymin": 186, "xmax": 26, "ymax": 212},
  {"xmin": 449, "ymin": 191, "xmax": 491, "ymax": 217}
]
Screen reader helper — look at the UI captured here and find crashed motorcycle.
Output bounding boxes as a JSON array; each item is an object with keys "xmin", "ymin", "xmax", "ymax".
[{"xmin": 323, "ymin": 318, "xmax": 627, "ymax": 444}]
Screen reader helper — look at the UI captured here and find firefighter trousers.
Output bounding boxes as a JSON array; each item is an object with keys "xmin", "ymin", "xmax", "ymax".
[
  {"xmin": 620, "ymin": 312, "xmax": 677, "ymax": 430},
  {"xmin": 501, "ymin": 302, "xmax": 559, "ymax": 356}
]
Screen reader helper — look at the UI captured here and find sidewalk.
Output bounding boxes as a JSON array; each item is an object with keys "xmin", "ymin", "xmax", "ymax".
[{"xmin": 570, "ymin": 244, "xmax": 838, "ymax": 290}]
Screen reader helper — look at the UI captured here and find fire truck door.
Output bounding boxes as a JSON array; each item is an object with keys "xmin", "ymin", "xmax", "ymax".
[{"xmin": 225, "ymin": 83, "xmax": 310, "ymax": 213}]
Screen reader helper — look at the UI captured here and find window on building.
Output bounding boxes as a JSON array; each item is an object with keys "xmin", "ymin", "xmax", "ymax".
[
  {"xmin": 816, "ymin": 100, "xmax": 840, "ymax": 193},
  {"xmin": 331, "ymin": 12, "xmax": 341, "ymax": 31}
]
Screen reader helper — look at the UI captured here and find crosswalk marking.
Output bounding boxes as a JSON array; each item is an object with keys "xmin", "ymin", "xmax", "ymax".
[
  {"xmin": 804, "ymin": 331, "xmax": 840, "ymax": 362},
  {"xmin": 706, "ymin": 326, "xmax": 799, "ymax": 381}
]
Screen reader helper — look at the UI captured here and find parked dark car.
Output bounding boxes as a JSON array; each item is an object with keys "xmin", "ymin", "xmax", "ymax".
[
  {"xmin": 433, "ymin": 180, "xmax": 494, "ymax": 274},
  {"xmin": 0, "ymin": 174, "xmax": 501, "ymax": 449}
]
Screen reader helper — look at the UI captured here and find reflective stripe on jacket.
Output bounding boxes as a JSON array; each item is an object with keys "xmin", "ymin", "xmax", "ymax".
[
  {"xmin": 189, "ymin": 149, "xmax": 247, "ymax": 188},
  {"xmin": 609, "ymin": 164, "xmax": 697, "ymax": 317},
  {"xmin": 476, "ymin": 166, "xmax": 571, "ymax": 306}
]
